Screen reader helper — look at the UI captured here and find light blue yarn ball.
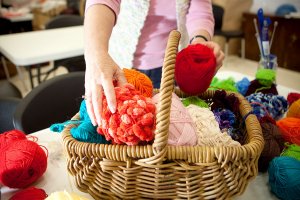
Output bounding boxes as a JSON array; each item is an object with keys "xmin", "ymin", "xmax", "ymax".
[
  {"xmin": 268, "ymin": 156, "xmax": 300, "ymax": 200},
  {"xmin": 236, "ymin": 77, "xmax": 250, "ymax": 96}
]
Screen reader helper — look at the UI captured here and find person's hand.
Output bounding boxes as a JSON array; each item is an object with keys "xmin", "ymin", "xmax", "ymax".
[
  {"xmin": 84, "ymin": 51, "xmax": 127, "ymax": 126},
  {"xmin": 191, "ymin": 39, "xmax": 225, "ymax": 71}
]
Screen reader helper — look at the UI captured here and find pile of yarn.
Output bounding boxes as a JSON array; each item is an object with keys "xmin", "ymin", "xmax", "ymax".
[
  {"xmin": 0, "ymin": 130, "xmax": 47, "ymax": 189},
  {"xmin": 175, "ymin": 43, "xmax": 216, "ymax": 95},
  {"xmin": 152, "ymin": 93, "xmax": 197, "ymax": 146},
  {"xmin": 98, "ymin": 83, "xmax": 156, "ymax": 145},
  {"xmin": 123, "ymin": 68, "xmax": 153, "ymax": 97}
]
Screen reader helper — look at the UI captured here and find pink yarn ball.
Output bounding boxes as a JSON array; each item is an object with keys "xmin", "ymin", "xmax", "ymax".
[{"xmin": 152, "ymin": 93, "xmax": 197, "ymax": 146}]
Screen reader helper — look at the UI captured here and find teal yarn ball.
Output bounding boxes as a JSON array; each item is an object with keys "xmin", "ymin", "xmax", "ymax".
[{"xmin": 268, "ymin": 156, "xmax": 300, "ymax": 200}]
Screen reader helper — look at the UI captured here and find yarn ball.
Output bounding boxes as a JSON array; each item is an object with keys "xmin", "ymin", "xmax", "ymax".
[
  {"xmin": 287, "ymin": 92, "xmax": 300, "ymax": 105},
  {"xmin": 258, "ymin": 122, "xmax": 285, "ymax": 172},
  {"xmin": 123, "ymin": 68, "xmax": 153, "ymax": 97},
  {"xmin": 152, "ymin": 93, "xmax": 197, "ymax": 146},
  {"xmin": 0, "ymin": 129, "xmax": 27, "ymax": 151},
  {"xmin": 268, "ymin": 156, "xmax": 300, "ymax": 200},
  {"xmin": 255, "ymin": 68, "xmax": 276, "ymax": 87},
  {"xmin": 9, "ymin": 187, "xmax": 47, "ymax": 200},
  {"xmin": 46, "ymin": 191, "xmax": 90, "ymax": 200},
  {"xmin": 246, "ymin": 92, "xmax": 288, "ymax": 120},
  {"xmin": 235, "ymin": 77, "xmax": 250, "ymax": 96},
  {"xmin": 245, "ymin": 79, "xmax": 278, "ymax": 96},
  {"xmin": 211, "ymin": 90, "xmax": 240, "ymax": 116},
  {"xmin": 186, "ymin": 105, "xmax": 240, "ymax": 147},
  {"xmin": 0, "ymin": 139, "xmax": 47, "ymax": 188},
  {"xmin": 181, "ymin": 96, "xmax": 209, "ymax": 108},
  {"xmin": 175, "ymin": 44, "xmax": 216, "ymax": 95},
  {"xmin": 281, "ymin": 143, "xmax": 300, "ymax": 161},
  {"xmin": 287, "ymin": 99, "xmax": 300, "ymax": 119},
  {"xmin": 209, "ymin": 77, "xmax": 238, "ymax": 92},
  {"xmin": 277, "ymin": 117, "xmax": 300, "ymax": 146},
  {"xmin": 98, "ymin": 83, "xmax": 156, "ymax": 145}
]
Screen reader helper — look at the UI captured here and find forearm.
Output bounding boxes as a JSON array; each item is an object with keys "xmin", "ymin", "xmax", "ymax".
[{"xmin": 84, "ymin": 4, "xmax": 116, "ymax": 56}]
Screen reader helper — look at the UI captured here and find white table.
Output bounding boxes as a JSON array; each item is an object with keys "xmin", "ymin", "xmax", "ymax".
[{"xmin": 0, "ymin": 25, "xmax": 84, "ymax": 89}]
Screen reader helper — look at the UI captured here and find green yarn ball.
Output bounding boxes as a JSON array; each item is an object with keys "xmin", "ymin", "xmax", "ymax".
[
  {"xmin": 209, "ymin": 77, "xmax": 237, "ymax": 92},
  {"xmin": 181, "ymin": 96, "xmax": 209, "ymax": 108},
  {"xmin": 281, "ymin": 143, "xmax": 300, "ymax": 161},
  {"xmin": 256, "ymin": 68, "xmax": 276, "ymax": 87}
]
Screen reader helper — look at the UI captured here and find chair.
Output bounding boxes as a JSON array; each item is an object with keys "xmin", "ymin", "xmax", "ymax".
[
  {"xmin": 27, "ymin": 15, "xmax": 85, "ymax": 86},
  {"xmin": 13, "ymin": 72, "xmax": 85, "ymax": 134},
  {"xmin": 0, "ymin": 97, "xmax": 21, "ymax": 133},
  {"xmin": 212, "ymin": 4, "xmax": 245, "ymax": 58},
  {"xmin": 0, "ymin": 17, "xmax": 13, "ymax": 35}
]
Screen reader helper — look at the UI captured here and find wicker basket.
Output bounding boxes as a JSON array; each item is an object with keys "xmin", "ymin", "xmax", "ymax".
[{"xmin": 62, "ymin": 30, "xmax": 264, "ymax": 199}]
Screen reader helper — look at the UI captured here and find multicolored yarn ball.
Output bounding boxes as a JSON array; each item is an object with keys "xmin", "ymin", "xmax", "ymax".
[
  {"xmin": 98, "ymin": 83, "xmax": 156, "ymax": 145},
  {"xmin": 246, "ymin": 92, "xmax": 288, "ymax": 120},
  {"xmin": 0, "ymin": 129, "xmax": 26, "ymax": 151},
  {"xmin": 268, "ymin": 156, "xmax": 300, "ymax": 200},
  {"xmin": 258, "ymin": 122, "xmax": 285, "ymax": 172},
  {"xmin": 0, "ymin": 139, "xmax": 47, "ymax": 188},
  {"xmin": 152, "ymin": 93, "xmax": 197, "ymax": 146},
  {"xmin": 209, "ymin": 77, "xmax": 238, "ymax": 92},
  {"xmin": 245, "ymin": 79, "xmax": 278, "ymax": 96},
  {"xmin": 46, "ymin": 191, "xmax": 89, "ymax": 200},
  {"xmin": 255, "ymin": 68, "xmax": 276, "ymax": 87},
  {"xmin": 9, "ymin": 187, "xmax": 47, "ymax": 200},
  {"xmin": 287, "ymin": 92, "xmax": 300, "ymax": 105},
  {"xmin": 181, "ymin": 96, "xmax": 209, "ymax": 108},
  {"xmin": 123, "ymin": 68, "xmax": 153, "ymax": 97},
  {"xmin": 281, "ymin": 143, "xmax": 300, "ymax": 161},
  {"xmin": 287, "ymin": 99, "xmax": 300, "ymax": 119},
  {"xmin": 175, "ymin": 44, "xmax": 216, "ymax": 95},
  {"xmin": 186, "ymin": 105, "xmax": 240, "ymax": 147},
  {"xmin": 277, "ymin": 117, "xmax": 300, "ymax": 146},
  {"xmin": 235, "ymin": 77, "xmax": 250, "ymax": 96}
]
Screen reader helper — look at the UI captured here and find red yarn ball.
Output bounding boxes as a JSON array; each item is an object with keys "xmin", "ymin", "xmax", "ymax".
[
  {"xmin": 287, "ymin": 92, "xmax": 300, "ymax": 105},
  {"xmin": 0, "ymin": 130, "xmax": 27, "ymax": 151},
  {"xmin": 175, "ymin": 44, "xmax": 216, "ymax": 95},
  {"xmin": 0, "ymin": 140, "xmax": 47, "ymax": 188},
  {"xmin": 9, "ymin": 187, "xmax": 47, "ymax": 200}
]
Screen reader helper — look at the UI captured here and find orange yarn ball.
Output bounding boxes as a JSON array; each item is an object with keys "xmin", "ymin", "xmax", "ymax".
[
  {"xmin": 123, "ymin": 68, "xmax": 153, "ymax": 97},
  {"xmin": 277, "ymin": 117, "xmax": 300, "ymax": 146},
  {"xmin": 287, "ymin": 99, "xmax": 300, "ymax": 119}
]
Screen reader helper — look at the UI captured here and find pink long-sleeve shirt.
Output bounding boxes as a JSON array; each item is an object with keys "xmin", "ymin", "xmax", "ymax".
[{"xmin": 85, "ymin": 0, "xmax": 214, "ymax": 70}]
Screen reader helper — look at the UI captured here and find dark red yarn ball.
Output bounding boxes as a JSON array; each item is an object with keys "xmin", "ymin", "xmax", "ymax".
[
  {"xmin": 245, "ymin": 79, "xmax": 278, "ymax": 96},
  {"xmin": 9, "ymin": 187, "xmax": 48, "ymax": 200},
  {"xmin": 287, "ymin": 92, "xmax": 300, "ymax": 105},
  {"xmin": 175, "ymin": 44, "xmax": 216, "ymax": 95},
  {"xmin": 0, "ymin": 139, "xmax": 47, "ymax": 188}
]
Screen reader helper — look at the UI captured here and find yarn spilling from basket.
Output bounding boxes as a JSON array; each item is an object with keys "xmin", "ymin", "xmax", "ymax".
[
  {"xmin": 209, "ymin": 77, "xmax": 238, "ymax": 92},
  {"xmin": 152, "ymin": 93, "xmax": 197, "ymax": 146},
  {"xmin": 245, "ymin": 80, "xmax": 278, "ymax": 96},
  {"xmin": 0, "ymin": 130, "xmax": 47, "ymax": 189},
  {"xmin": 258, "ymin": 122, "xmax": 285, "ymax": 172},
  {"xmin": 277, "ymin": 117, "xmax": 300, "ymax": 146},
  {"xmin": 45, "ymin": 191, "xmax": 90, "ymax": 200},
  {"xmin": 186, "ymin": 105, "xmax": 240, "ymax": 147},
  {"xmin": 287, "ymin": 92, "xmax": 300, "ymax": 105},
  {"xmin": 123, "ymin": 68, "xmax": 153, "ymax": 97},
  {"xmin": 268, "ymin": 156, "xmax": 300, "ymax": 200},
  {"xmin": 175, "ymin": 43, "xmax": 216, "ymax": 95},
  {"xmin": 246, "ymin": 92, "xmax": 288, "ymax": 120},
  {"xmin": 181, "ymin": 96, "xmax": 209, "ymax": 108},
  {"xmin": 287, "ymin": 99, "xmax": 300, "ymax": 119},
  {"xmin": 9, "ymin": 187, "xmax": 47, "ymax": 200},
  {"xmin": 98, "ymin": 83, "xmax": 156, "ymax": 145},
  {"xmin": 281, "ymin": 143, "xmax": 300, "ymax": 161},
  {"xmin": 235, "ymin": 77, "xmax": 250, "ymax": 96}
]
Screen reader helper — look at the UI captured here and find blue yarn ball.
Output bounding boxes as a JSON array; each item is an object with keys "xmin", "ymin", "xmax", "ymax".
[
  {"xmin": 268, "ymin": 156, "xmax": 300, "ymax": 200},
  {"xmin": 276, "ymin": 4, "xmax": 297, "ymax": 16},
  {"xmin": 236, "ymin": 77, "xmax": 250, "ymax": 96}
]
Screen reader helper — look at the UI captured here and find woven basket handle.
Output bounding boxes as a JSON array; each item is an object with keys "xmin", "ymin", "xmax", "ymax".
[{"xmin": 151, "ymin": 30, "xmax": 181, "ymax": 161}]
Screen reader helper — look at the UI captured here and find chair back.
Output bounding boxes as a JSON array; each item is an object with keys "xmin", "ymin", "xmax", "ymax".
[
  {"xmin": 13, "ymin": 72, "xmax": 85, "ymax": 134},
  {"xmin": 0, "ymin": 97, "xmax": 21, "ymax": 133},
  {"xmin": 45, "ymin": 14, "xmax": 84, "ymax": 29},
  {"xmin": 212, "ymin": 4, "xmax": 224, "ymax": 31},
  {"xmin": 0, "ymin": 17, "xmax": 12, "ymax": 35}
]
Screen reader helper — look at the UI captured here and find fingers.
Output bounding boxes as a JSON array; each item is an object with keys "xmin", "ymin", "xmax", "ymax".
[
  {"xmin": 84, "ymin": 83, "xmax": 97, "ymax": 126},
  {"xmin": 91, "ymin": 81, "xmax": 103, "ymax": 126},
  {"xmin": 204, "ymin": 41, "xmax": 225, "ymax": 71},
  {"xmin": 101, "ymin": 75, "xmax": 117, "ymax": 113},
  {"xmin": 115, "ymin": 68, "xmax": 127, "ymax": 87}
]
